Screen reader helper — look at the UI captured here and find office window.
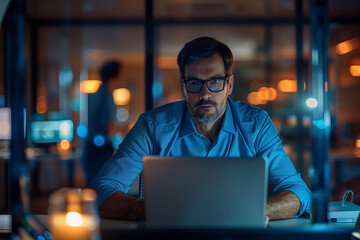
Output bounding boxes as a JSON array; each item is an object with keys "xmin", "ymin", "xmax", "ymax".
[
  {"xmin": 328, "ymin": 23, "xmax": 360, "ymax": 203},
  {"xmin": 35, "ymin": 25, "xmax": 145, "ymax": 148}
]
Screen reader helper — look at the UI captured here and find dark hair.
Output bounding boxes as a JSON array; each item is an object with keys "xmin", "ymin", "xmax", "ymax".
[
  {"xmin": 100, "ymin": 61, "xmax": 122, "ymax": 85},
  {"xmin": 177, "ymin": 37, "xmax": 233, "ymax": 78}
]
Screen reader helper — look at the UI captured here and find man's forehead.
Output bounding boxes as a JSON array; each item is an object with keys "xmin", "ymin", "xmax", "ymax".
[{"xmin": 184, "ymin": 53, "xmax": 225, "ymax": 76}]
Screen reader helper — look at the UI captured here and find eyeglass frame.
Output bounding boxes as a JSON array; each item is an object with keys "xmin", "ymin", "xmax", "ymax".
[{"xmin": 182, "ymin": 74, "xmax": 230, "ymax": 93}]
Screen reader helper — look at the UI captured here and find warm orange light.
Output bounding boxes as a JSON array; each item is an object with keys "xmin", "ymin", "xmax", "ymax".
[
  {"xmin": 278, "ymin": 80, "xmax": 297, "ymax": 93},
  {"xmin": 80, "ymin": 80, "xmax": 102, "ymax": 93},
  {"xmin": 350, "ymin": 65, "xmax": 360, "ymax": 77},
  {"xmin": 113, "ymin": 88, "xmax": 131, "ymax": 105},
  {"xmin": 257, "ymin": 87, "xmax": 270, "ymax": 101},
  {"xmin": 247, "ymin": 92, "xmax": 258, "ymax": 105},
  {"xmin": 267, "ymin": 87, "xmax": 277, "ymax": 101},
  {"xmin": 36, "ymin": 102, "xmax": 47, "ymax": 114},
  {"xmin": 257, "ymin": 87, "xmax": 277, "ymax": 101},
  {"xmin": 156, "ymin": 56, "xmax": 178, "ymax": 69},
  {"xmin": 325, "ymin": 81, "xmax": 328, "ymax": 92},
  {"xmin": 356, "ymin": 139, "xmax": 360, "ymax": 148},
  {"xmin": 60, "ymin": 140, "xmax": 71, "ymax": 150},
  {"xmin": 335, "ymin": 38, "xmax": 360, "ymax": 55},
  {"xmin": 247, "ymin": 92, "xmax": 267, "ymax": 105}
]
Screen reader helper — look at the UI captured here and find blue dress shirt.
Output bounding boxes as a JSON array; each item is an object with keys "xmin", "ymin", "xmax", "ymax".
[{"xmin": 89, "ymin": 99, "xmax": 311, "ymax": 216}]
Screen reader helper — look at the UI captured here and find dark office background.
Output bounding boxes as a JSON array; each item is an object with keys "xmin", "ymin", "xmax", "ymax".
[{"xmin": 0, "ymin": 0, "xmax": 360, "ymax": 221}]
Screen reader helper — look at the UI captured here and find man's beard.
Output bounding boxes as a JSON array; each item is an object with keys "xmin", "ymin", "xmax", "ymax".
[{"xmin": 190, "ymin": 99, "xmax": 224, "ymax": 124}]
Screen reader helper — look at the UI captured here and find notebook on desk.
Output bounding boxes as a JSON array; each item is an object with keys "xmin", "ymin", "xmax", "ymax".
[{"xmin": 142, "ymin": 156, "xmax": 268, "ymax": 228}]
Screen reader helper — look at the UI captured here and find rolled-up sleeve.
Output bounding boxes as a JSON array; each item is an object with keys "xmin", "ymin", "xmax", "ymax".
[
  {"xmin": 88, "ymin": 114, "xmax": 153, "ymax": 208},
  {"xmin": 255, "ymin": 111, "xmax": 311, "ymax": 216}
]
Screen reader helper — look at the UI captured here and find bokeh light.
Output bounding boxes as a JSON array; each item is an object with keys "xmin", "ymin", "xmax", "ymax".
[
  {"xmin": 152, "ymin": 81, "xmax": 163, "ymax": 98},
  {"xmin": 116, "ymin": 108, "xmax": 129, "ymax": 122},
  {"xmin": 306, "ymin": 98, "xmax": 318, "ymax": 109},
  {"xmin": 278, "ymin": 80, "xmax": 297, "ymax": 93},
  {"xmin": 80, "ymin": 80, "xmax": 102, "ymax": 94},
  {"xmin": 60, "ymin": 140, "xmax": 71, "ymax": 150},
  {"xmin": 113, "ymin": 88, "xmax": 131, "ymax": 105},
  {"xmin": 93, "ymin": 135, "xmax": 105, "ymax": 147},
  {"xmin": 36, "ymin": 101, "xmax": 47, "ymax": 114},
  {"xmin": 350, "ymin": 65, "xmax": 360, "ymax": 77},
  {"xmin": 356, "ymin": 139, "xmax": 360, "ymax": 148},
  {"xmin": 335, "ymin": 38, "xmax": 360, "ymax": 55},
  {"xmin": 76, "ymin": 124, "xmax": 88, "ymax": 138}
]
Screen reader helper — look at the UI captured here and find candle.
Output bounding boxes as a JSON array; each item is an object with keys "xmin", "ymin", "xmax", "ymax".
[
  {"xmin": 49, "ymin": 212, "xmax": 99, "ymax": 240},
  {"xmin": 48, "ymin": 188, "xmax": 100, "ymax": 240}
]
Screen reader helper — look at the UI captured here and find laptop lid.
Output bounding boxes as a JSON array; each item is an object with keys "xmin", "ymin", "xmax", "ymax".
[{"xmin": 143, "ymin": 156, "xmax": 268, "ymax": 228}]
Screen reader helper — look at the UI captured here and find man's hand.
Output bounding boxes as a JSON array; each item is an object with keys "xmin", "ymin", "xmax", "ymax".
[
  {"xmin": 266, "ymin": 191, "xmax": 300, "ymax": 220},
  {"xmin": 99, "ymin": 191, "xmax": 145, "ymax": 220}
]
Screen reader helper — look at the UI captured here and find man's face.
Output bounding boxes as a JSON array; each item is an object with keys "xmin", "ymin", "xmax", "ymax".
[{"xmin": 180, "ymin": 53, "xmax": 233, "ymax": 124}]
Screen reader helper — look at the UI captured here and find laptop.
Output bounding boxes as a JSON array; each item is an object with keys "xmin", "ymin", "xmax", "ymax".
[{"xmin": 143, "ymin": 156, "xmax": 268, "ymax": 228}]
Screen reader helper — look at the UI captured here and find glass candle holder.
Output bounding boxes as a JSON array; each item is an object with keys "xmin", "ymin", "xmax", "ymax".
[{"xmin": 48, "ymin": 188, "xmax": 100, "ymax": 240}]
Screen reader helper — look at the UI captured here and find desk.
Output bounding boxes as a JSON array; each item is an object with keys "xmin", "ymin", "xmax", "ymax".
[
  {"xmin": 1, "ymin": 214, "xmax": 356, "ymax": 240},
  {"xmin": 36, "ymin": 215, "xmax": 354, "ymax": 240}
]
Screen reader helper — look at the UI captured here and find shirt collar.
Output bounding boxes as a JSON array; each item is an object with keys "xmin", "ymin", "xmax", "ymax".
[
  {"xmin": 179, "ymin": 109, "xmax": 198, "ymax": 138},
  {"xmin": 222, "ymin": 99, "xmax": 236, "ymax": 135},
  {"xmin": 179, "ymin": 99, "xmax": 236, "ymax": 138}
]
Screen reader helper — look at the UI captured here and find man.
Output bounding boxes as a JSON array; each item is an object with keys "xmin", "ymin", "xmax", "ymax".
[
  {"xmin": 84, "ymin": 61, "xmax": 123, "ymax": 183},
  {"xmin": 89, "ymin": 37, "xmax": 311, "ymax": 221}
]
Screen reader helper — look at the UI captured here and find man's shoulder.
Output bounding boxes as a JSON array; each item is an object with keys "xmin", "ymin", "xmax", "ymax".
[
  {"xmin": 229, "ymin": 99, "xmax": 268, "ymax": 121},
  {"xmin": 142, "ymin": 101, "xmax": 186, "ymax": 125}
]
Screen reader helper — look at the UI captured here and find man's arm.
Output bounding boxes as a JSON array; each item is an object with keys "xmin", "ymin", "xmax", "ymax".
[
  {"xmin": 266, "ymin": 191, "xmax": 300, "ymax": 220},
  {"xmin": 99, "ymin": 191, "xmax": 145, "ymax": 220},
  {"xmin": 255, "ymin": 111, "xmax": 311, "ymax": 217}
]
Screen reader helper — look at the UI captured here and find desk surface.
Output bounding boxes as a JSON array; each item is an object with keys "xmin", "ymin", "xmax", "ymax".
[
  {"xmin": 1, "ymin": 214, "xmax": 356, "ymax": 240},
  {"xmin": 1, "ymin": 214, "xmax": 356, "ymax": 230}
]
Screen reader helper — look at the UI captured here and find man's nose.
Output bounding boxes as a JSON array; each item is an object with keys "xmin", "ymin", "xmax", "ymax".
[{"xmin": 199, "ymin": 83, "xmax": 211, "ymax": 99}]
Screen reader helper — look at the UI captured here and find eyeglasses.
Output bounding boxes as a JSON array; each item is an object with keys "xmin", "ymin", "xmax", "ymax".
[{"xmin": 183, "ymin": 75, "xmax": 229, "ymax": 93}]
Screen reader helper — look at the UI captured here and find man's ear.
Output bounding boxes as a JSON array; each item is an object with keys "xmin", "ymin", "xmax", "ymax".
[
  {"xmin": 179, "ymin": 78, "xmax": 186, "ymax": 98},
  {"xmin": 227, "ymin": 74, "xmax": 234, "ymax": 96}
]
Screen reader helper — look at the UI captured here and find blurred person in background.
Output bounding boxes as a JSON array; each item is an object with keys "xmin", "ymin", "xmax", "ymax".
[{"xmin": 83, "ymin": 61, "xmax": 123, "ymax": 183}]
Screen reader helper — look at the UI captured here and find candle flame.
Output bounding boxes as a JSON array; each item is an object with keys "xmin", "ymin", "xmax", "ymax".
[{"xmin": 66, "ymin": 212, "xmax": 83, "ymax": 227}]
